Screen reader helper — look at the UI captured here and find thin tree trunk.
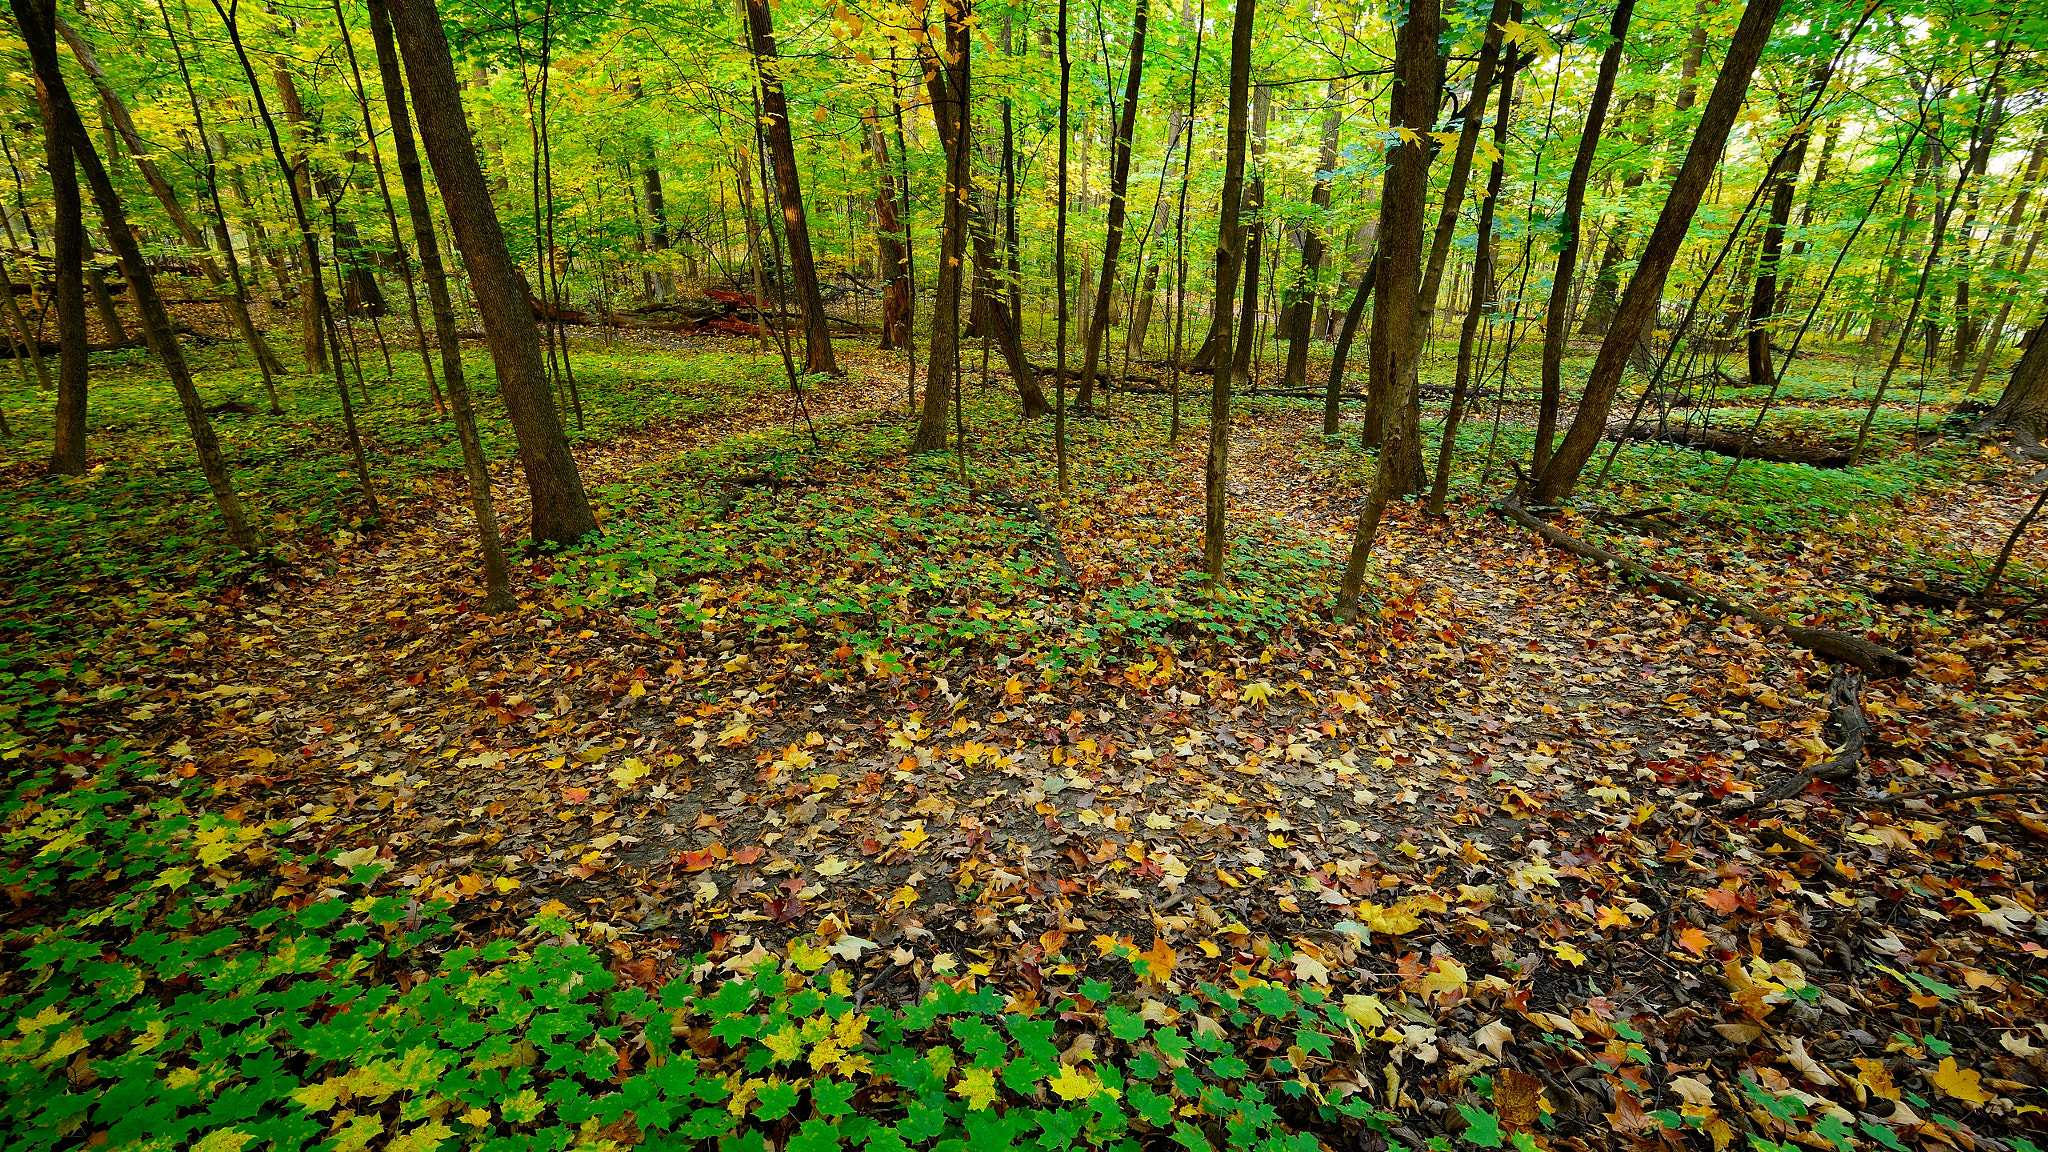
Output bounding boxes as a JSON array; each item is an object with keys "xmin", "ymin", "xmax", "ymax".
[
  {"xmin": 912, "ymin": 0, "xmax": 972, "ymax": 451},
  {"xmin": 1742, "ymin": 56, "xmax": 1831, "ymax": 417},
  {"xmin": 1430, "ymin": 21, "xmax": 1522, "ymax": 517},
  {"xmin": 85, "ymin": 265, "xmax": 124, "ymax": 340},
  {"xmin": 271, "ymin": 63, "xmax": 328, "ymax": 374},
  {"xmin": 1282, "ymin": 87, "xmax": 1343, "ymax": 388},
  {"xmin": 742, "ymin": 0, "xmax": 838, "ymax": 376},
  {"xmin": 1947, "ymin": 88, "xmax": 2006, "ymax": 376},
  {"xmin": 367, "ymin": 0, "xmax": 513, "ymax": 610},
  {"xmin": 1076, "ymin": 0, "xmax": 1150, "ymax": 408},
  {"xmin": 1229, "ymin": 85, "xmax": 1271, "ymax": 390},
  {"xmin": 1533, "ymin": 0, "xmax": 1634, "ymax": 477},
  {"xmin": 1969, "ymin": 179, "xmax": 2046, "ymax": 393},
  {"xmin": 334, "ymin": 0, "xmax": 440, "ymax": 412},
  {"xmin": 1322, "ymin": 254, "xmax": 1377, "ymax": 434},
  {"xmin": 1203, "ymin": 0, "xmax": 1257, "ymax": 587},
  {"xmin": 1055, "ymin": 0, "xmax": 1070, "ymax": 490},
  {"xmin": 386, "ymin": 0, "xmax": 599, "ymax": 546},
  {"xmin": 0, "ymin": 258, "xmax": 52, "ymax": 392},
  {"xmin": 1337, "ymin": 0, "xmax": 1438, "ymax": 617},
  {"xmin": 866, "ymin": 110, "xmax": 912, "ymax": 349},
  {"xmin": 1581, "ymin": 92, "xmax": 1653, "ymax": 335},
  {"xmin": 1533, "ymin": 0, "xmax": 1785, "ymax": 503},
  {"xmin": 17, "ymin": 0, "xmax": 253, "ymax": 547},
  {"xmin": 24, "ymin": 0, "xmax": 88, "ymax": 476}
]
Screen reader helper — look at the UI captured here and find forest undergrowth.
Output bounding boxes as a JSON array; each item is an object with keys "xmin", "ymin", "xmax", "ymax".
[{"xmin": 2, "ymin": 335, "xmax": 2046, "ymax": 1152}]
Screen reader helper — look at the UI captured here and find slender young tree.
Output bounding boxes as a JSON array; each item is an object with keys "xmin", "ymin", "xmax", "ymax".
[
  {"xmin": 741, "ymin": 0, "xmax": 838, "ymax": 377},
  {"xmin": 1430, "ymin": 23, "xmax": 1523, "ymax": 516},
  {"xmin": 1203, "ymin": 0, "xmax": 1257, "ymax": 588},
  {"xmin": 1055, "ymin": 0, "xmax": 1071, "ymax": 491},
  {"xmin": 1534, "ymin": 0, "xmax": 1786, "ymax": 503},
  {"xmin": 865, "ymin": 109, "xmax": 912, "ymax": 349},
  {"xmin": 386, "ymin": 0, "xmax": 599, "ymax": 546},
  {"xmin": 1532, "ymin": 0, "xmax": 1633, "ymax": 477},
  {"xmin": 22, "ymin": 0, "xmax": 88, "ymax": 477},
  {"xmin": 1336, "ymin": 0, "xmax": 1437, "ymax": 619},
  {"xmin": 1281, "ymin": 87, "xmax": 1342, "ymax": 389},
  {"xmin": 911, "ymin": 0, "xmax": 973, "ymax": 451},
  {"xmin": 13, "ymin": 0, "xmax": 253, "ymax": 548},
  {"xmin": 368, "ymin": 0, "xmax": 515, "ymax": 611},
  {"xmin": 1075, "ymin": 0, "xmax": 1150, "ymax": 410}
]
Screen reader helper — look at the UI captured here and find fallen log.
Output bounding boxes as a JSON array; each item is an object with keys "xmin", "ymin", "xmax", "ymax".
[
  {"xmin": 1727, "ymin": 666, "xmax": 1868, "ymax": 809},
  {"xmin": 1609, "ymin": 423, "xmax": 1851, "ymax": 468},
  {"xmin": 1492, "ymin": 495, "xmax": 1913, "ymax": 677}
]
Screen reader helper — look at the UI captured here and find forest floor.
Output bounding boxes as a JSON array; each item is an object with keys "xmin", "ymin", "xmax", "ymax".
[{"xmin": 4, "ymin": 327, "xmax": 2047, "ymax": 1151}]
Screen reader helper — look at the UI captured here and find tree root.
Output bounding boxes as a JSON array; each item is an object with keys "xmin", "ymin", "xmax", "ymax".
[
  {"xmin": 978, "ymin": 485, "xmax": 1077, "ymax": 589},
  {"xmin": 1492, "ymin": 496, "xmax": 1913, "ymax": 677},
  {"xmin": 1726, "ymin": 667, "xmax": 1868, "ymax": 810}
]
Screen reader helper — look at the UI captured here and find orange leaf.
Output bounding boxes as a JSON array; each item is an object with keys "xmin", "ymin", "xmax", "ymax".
[
  {"xmin": 1698, "ymin": 888, "xmax": 1741, "ymax": 916},
  {"xmin": 1676, "ymin": 926, "xmax": 1713, "ymax": 956}
]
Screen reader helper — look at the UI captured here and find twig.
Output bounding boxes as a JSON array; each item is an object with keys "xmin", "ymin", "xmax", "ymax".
[{"xmin": 1728, "ymin": 667, "xmax": 1868, "ymax": 810}]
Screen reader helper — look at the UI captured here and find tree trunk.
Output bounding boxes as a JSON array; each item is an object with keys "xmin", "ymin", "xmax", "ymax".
[
  {"xmin": 1337, "ymin": 0, "xmax": 1437, "ymax": 618},
  {"xmin": 1229, "ymin": 86, "xmax": 1271, "ymax": 389},
  {"xmin": 1533, "ymin": 0, "xmax": 1633, "ymax": 477},
  {"xmin": 1203, "ymin": 0, "xmax": 1257, "ymax": 587},
  {"xmin": 1581, "ymin": 93, "xmax": 1653, "ymax": 335},
  {"xmin": 1430, "ymin": 13, "xmax": 1522, "ymax": 516},
  {"xmin": 1076, "ymin": 0, "xmax": 1149, "ymax": 409},
  {"xmin": 85, "ymin": 264, "xmax": 124, "ymax": 340},
  {"xmin": 1947, "ymin": 88, "xmax": 2006, "ymax": 377},
  {"xmin": 1533, "ymin": 0, "xmax": 1784, "ymax": 504},
  {"xmin": 866, "ymin": 109, "xmax": 912, "ymax": 350},
  {"xmin": 368, "ymin": 0, "xmax": 514, "ymax": 610},
  {"xmin": 387, "ymin": 0, "xmax": 598, "ymax": 547},
  {"xmin": 912, "ymin": 0, "xmax": 972, "ymax": 452},
  {"xmin": 644, "ymin": 160, "xmax": 672, "ymax": 300},
  {"xmin": 1985, "ymin": 315, "xmax": 2048, "ymax": 437},
  {"xmin": 15, "ymin": 0, "xmax": 253, "ymax": 547},
  {"xmin": 742, "ymin": 0, "xmax": 837, "ymax": 377},
  {"xmin": 1282, "ymin": 88, "xmax": 1344, "ymax": 388},
  {"xmin": 1741, "ymin": 55, "xmax": 1834, "ymax": 421},
  {"xmin": 24, "ymin": 0, "xmax": 89, "ymax": 477},
  {"xmin": 1322, "ymin": 254, "xmax": 1377, "ymax": 434}
]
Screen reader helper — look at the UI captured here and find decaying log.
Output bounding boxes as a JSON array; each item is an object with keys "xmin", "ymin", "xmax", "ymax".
[
  {"xmin": 1493, "ymin": 496, "xmax": 1913, "ymax": 677},
  {"xmin": 1609, "ymin": 423, "xmax": 1851, "ymax": 468}
]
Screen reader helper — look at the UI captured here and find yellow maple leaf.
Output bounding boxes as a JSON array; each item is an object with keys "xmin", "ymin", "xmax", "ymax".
[
  {"xmin": 1932, "ymin": 1057, "xmax": 1993, "ymax": 1104},
  {"xmin": 609, "ymin": 757, "xmax": 651, "ymax": 788},
  {"xmin": 1358, "ymin": 900, "xmax": 1422, "ymax": 935},
  {"xmin": 1241, "ymin": 680, "xmax": 1275, "ymax": 705},
  {"xmin": 760, "ymin": 1023, "xmax": 803, "ymax": 1063},
  {"xmin": 1596, "ymin": 905, "xmax": 1633, "ymax": 929},
  {"xmin": 1048, "ymin": 1062, "xmax": 1117, "ymax": 1102},
  {"xmin": 952, "ymin": 1066, "xmax": 1000, "ymax": 1110},
  {"xmin": 1551, "ymin": 942, "xmax": 1589, "ymax": 968},
  {"xmin": 1420, "ymin": 958, "xmax": 1468, "ymax": 999}
]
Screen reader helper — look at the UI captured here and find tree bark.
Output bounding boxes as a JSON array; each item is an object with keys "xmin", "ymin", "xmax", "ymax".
[
  {"xmin": 1985, "ymin": 315, "xmax": 2048, "ymax": 437},
  {"xmin": 386, "ymin": 0, "xmax": 598, "ymax": 547},
  {"xmin": 741, "ymin": 0, "xmax": 837, "ymax": 377},
  {"xmin": 1337, "ymin": 0, "xmax": 1438, "ymax": 617},
  {"xmin": 1968, "ymin": 153, "xmax": 2046, "ymax": 393},
  {"xmin": 1203, "ymin": 0, "xmax": 1257, "ymax": 586},
  {"xmin": 1946, "ymin": 87, "xmax": 2006, "ymax": 377},
  {"xmin": 912, "ymin": 0, "xmax": 972, "ymax": 451},
  {"xmin": 1076, "ymin": 0, "xmax": 1149, "ymax": 409},
  {"xmin": 1229, "ymin": 85, "xmax": 1271, "ymax": 389},
  {"xmin": 1282, "ymin": 87, "xmax": 1344, "ymax": 388},
  {"xmin": 368, "ymin": 0, "xmax": 514, "ymax": 610},
  {"xmin": 865, "ymin": 109, "xmax": 912, "ymax": 350},
  {"xmin": 15, "ymin": 0, "xmax": 254, "ymax": 548},
  {"xmin": 1581, "ymin": 93, "xmax": 1653, "ymax": 335},
  {"xmin": 23, "ymin": 0, "xmax": 89, "ymax": 477},
  {"xmin": 1322, "ymin": 253, "xmax": 1377, "ymax": 434},
  {"xmin": 1533, "ymin": 0, "xmax": 1633, "ymax": 477},
  {"xmin": 1532, "ymin": 0, "xmax": 1784, "ymax": 504}
]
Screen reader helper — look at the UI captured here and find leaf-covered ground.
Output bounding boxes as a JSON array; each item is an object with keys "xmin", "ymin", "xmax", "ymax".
[{"xmin": 3, "ymin": 333, "xmax": 2045, "ymax": 1152}]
